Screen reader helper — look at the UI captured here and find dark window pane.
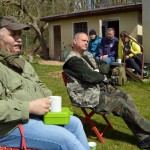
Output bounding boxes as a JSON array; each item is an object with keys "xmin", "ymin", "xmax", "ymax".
[{"xmin": 73, "ymin": 22, "xmax": 88, "ymax": 35}]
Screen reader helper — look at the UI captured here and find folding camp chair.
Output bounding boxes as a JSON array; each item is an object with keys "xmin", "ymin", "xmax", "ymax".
[
  {"xmin": 62, "ymin": 72, "xmax": 113, "ymax": 143},
  {"xmin": 0, "ymin": 124, "xmax": 35, "ymax": 150}
]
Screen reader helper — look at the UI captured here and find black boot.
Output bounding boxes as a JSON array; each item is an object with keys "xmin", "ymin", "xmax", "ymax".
[{"xmin": 139, "ymin": 136, "xmax": 150, "ymax": 149}]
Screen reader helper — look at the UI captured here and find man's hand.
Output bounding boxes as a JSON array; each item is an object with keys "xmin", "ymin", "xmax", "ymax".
[
  {"xmin": 100, "ymin": 56, "xmax": 103, "ymax": 60},
  {"xmin": 29, "ymin": 98, "xmax": 50, "ymax": 115},
  {"xmin": 102, "ymin": 55, "xmax": 108, "ymax": 60},
  {"xmin": 100, "ymin": 55, "xmax": 108, "ymax": 60},
  {"xmin": 125, "ymin": 55, "xmax": 130, "ymax": 59}
]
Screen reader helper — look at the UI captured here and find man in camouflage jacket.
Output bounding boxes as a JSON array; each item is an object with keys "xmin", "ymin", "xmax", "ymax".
[{"xmin": 63, "ymin": 32, "xmax": 150, "ymax": 149}]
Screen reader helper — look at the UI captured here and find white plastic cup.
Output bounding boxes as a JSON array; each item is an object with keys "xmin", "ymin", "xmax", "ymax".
[
  {"xmin": 49, "ymin": 96, "xmax": 62, "ymax": 112},
  {"xmin": 88, "ymin": 142, "xmax": 97, "ymax": 150},
  {"xmin": 117, "ymin": 58, "xmax": 121, "ymax": 63}
]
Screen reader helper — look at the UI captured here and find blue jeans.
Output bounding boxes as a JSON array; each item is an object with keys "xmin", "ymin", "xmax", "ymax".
[
  {"xmin": 103, "ymin": 56, "xmax": 115, "ymax": 64},
  {"xmin": 0, "ymin": 116, "xmax": 90, "ymax": 150}
]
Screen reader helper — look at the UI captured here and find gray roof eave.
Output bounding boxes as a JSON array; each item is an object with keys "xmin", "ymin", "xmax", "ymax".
[{"xmin": 41, "ymin": 3, "xmax": 142, "ymax": 22}]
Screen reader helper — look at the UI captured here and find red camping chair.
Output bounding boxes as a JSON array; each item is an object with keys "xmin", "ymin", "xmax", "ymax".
[
  {"xmin": 62, "ymin": 72, "xmax": 113, "ymax": 143},
  {"xmin": 0, "ymin": 124, "xmax": 35, "ymax": 150},
  {"xmin": 0, "ymin": 147, "xmax": 33, "ymax": 150}
]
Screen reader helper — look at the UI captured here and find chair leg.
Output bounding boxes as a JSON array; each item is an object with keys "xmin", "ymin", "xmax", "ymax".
[
  {"xmin": 81, "ymin": 108, "xmax": 105, "ymax": 143},
  {"xmin": 82, "ymin": 109, "xmax": 95, "ymax": 124},
  {"xmin": 100, "ymin": 115, "xmax": 113, "ymax": 136},
  {"xmin": 81, "ymin": 108, "xmax": 113, "ymax": 143},
  {"xmin": 102, "ymin": 115, "xmax": 113, "ymax": 129}
]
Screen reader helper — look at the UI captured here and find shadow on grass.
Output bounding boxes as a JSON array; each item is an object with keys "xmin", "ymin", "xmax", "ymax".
[{"xmin": 74, "ymin": 113, "xmax": 137, "ymax": 146}]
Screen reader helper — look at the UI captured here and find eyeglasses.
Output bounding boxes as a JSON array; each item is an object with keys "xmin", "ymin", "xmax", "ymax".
[
  {"xmin": 10, "ymin": 33, "xmax": 22, "ymax": 38},
  {"xmin": 9, "ymin": 30, "xmax": 22, "ymax": 38}
]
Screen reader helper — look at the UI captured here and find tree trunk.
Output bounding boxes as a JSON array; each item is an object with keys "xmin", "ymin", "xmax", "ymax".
[{"xmin": 37, "ymin": 34, "xmax": 50, "ymax": 60}]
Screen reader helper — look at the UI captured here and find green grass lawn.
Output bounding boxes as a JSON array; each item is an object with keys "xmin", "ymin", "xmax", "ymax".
[{"xmin": 33, "ymin": 63, "xmax": 150, "ymax": 150}]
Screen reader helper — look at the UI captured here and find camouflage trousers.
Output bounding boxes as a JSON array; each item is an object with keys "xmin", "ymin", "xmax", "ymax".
[{"xmin": 94, "ymin": 85, "xmax": 150, "ymax": 142}]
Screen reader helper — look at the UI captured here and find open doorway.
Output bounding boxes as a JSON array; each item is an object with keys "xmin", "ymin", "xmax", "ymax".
[{"xmin": 101, "ymin": 19, "xmax": 119, "ymax": 39}]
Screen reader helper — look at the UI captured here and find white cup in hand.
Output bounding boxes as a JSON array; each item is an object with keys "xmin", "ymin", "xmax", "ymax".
[{"xmin": 49, "ymin": 96, "xmax": 62, "ymax": 112}]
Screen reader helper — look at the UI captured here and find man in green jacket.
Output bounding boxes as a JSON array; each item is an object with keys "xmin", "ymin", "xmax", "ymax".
[
  {"xmin": 0, "ymin": 16, "xmax": 90, "ymax": 150},
  {"xmin": 63, "ymin": 32, "xmax": 150, "ymax": 149}
]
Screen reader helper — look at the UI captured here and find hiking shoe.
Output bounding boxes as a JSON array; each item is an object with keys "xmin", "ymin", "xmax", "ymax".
[
  {"xmin": 143, "ymin": 70, "xmax": 149, "ymax": 78},
  {"xmin": 144, "ymin": 65, "xmax": 148, "ymax": 70},
  {"xmin": 139, "ymin": 136, "xmax": 150, "ymax": 149}
]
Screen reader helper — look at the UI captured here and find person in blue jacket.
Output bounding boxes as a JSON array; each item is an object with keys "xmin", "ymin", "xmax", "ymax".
[{"xmin": 87, "ymin": 29, "xmax": 102, "ymax": 57}]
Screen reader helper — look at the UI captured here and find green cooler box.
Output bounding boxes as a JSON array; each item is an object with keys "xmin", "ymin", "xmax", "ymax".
[{"xmin": 43, "ymin": 107, "xmax": 72, "ymax": 125}]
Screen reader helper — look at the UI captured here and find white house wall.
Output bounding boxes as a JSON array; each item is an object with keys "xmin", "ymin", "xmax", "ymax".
[{"xmin": 142, "ymin": 0, "xmax": 150, "ymax": 63}]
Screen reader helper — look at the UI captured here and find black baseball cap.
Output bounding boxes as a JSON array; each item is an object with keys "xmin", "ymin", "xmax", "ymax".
[{"xmin": 0, "ymin": 16, "xmax": 30, "ymax": 30}]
